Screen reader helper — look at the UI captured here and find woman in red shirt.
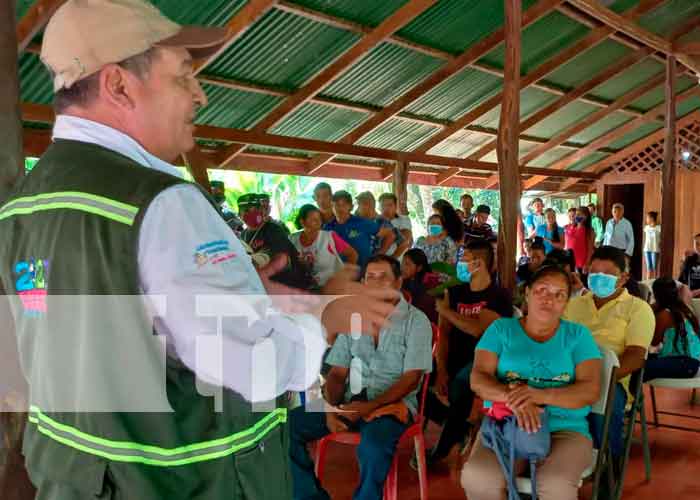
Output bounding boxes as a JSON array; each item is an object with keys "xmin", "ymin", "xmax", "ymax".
[{"xmin": 565, "ymin": 206, "xmax": 595, "ymax": 284}]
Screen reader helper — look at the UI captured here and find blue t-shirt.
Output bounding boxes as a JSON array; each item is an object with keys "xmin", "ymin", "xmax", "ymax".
[
  {"xmin": 524, "ymin": 213, "xmax": 546, "ymax": 236},
  {"xmin": 324, "ymin": 215, "xmax": 379, "ymax": 268},
  {"xmin": 477, "ymin": 317, "xmax": 601, "ymax": 438},
  {"xmin": 535, "ymin": 224, "xmax": 564, "ymax": 254}
]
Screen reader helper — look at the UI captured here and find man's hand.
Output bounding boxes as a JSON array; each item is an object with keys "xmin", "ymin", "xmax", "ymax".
[
  {"xmin": 338, "ymin": 401, "xmax": 376, "ymax": 423},
  {"xmin": 434, "ymin": 365, "xmax": 449, "ymax": 405},
  {"xmin": 435, "ymin": 290, "xmax": 450, "ymax": 316},
  {"xmin": 325, "ymin": 412, "xmax": 349, "ymax": 433}
]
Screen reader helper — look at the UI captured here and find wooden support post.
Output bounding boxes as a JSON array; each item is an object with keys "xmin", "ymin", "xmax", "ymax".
[
  {"xmin": 181, "ymin": 147, "xmax": 213, "ymax": 191},
  {"xmin": 0, "ymin": 0, "xmax": 23, "ymax": 203},
  {"xmin": 496, "ymin": 0, "xmax": 522, "ymax": 291},
  {"xmin": 660, "ymin": 56, "xmax": 677, "ymax": 277},
  {"xmin": 392, "ymin": 160, "xmax": 409, "ymax": 215},
  {"xmin": 0, "ymin": 2, "xmax": 34, "ymax": 498}
]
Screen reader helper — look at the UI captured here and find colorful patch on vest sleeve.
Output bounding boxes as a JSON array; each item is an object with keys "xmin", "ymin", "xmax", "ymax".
[
  {"xmin": 194, "ymin": 240, "xmax": 237, "ymax": 267},
  {"xmin": 14, "ymin": 258, "xmax": 49, "ymax": 316}
]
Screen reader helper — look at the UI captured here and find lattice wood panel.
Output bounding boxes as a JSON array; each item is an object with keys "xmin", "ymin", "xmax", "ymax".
[{"xmin": 612, "ymin": 121, "xmax": 700, "ymax": 174}]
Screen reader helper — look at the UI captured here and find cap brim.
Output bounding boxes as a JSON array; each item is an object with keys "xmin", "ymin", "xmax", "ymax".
[{"xmin": 156, "ymin": 25, "xmax": 229, "ymax": 60}]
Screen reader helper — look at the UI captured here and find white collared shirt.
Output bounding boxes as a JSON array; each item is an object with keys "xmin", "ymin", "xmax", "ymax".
[{"xmin": 52, "ymin": 115, "xmax": 326, "ymax": 403}]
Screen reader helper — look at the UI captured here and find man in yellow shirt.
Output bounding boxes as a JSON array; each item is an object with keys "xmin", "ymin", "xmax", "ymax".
[{"xmin": 564, "ymin": 246, "xmax": 655, "ymax": 456}]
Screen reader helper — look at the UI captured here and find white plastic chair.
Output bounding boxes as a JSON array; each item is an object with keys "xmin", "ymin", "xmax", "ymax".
[
  {"xmin": 515, "ymin": 347, "xmax": 619, "ymax": 499},
  {"xmin": 647, "ymin": 376, "xmax": 700, "ymax": 432}
]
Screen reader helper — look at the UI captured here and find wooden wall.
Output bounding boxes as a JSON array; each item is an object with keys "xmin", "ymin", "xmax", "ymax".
[{"xmin": 596, "ymin": 168, "xmax": 700, "ymax": 276}]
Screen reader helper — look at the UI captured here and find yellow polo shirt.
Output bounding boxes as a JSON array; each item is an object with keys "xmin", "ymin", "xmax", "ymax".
[{"xmin": 563, "ymin": 289, "xmax": 655, "ymax": 356}]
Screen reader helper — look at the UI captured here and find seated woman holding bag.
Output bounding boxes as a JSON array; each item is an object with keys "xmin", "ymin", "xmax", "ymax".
[{"xmin": 461, "ymin": 265, "xmax": 601, "ymax": 500}]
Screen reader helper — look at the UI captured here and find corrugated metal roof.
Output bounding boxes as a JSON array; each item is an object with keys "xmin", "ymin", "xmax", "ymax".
[
  {"xmin": 206, "ymin": 9, "xmax": 360, "ymax": 90},
  {"xmin": 426, "ymin": 129, "xmax": 492, "ymax": 158},
  {"xmin": 270, "ymin": 102, "xmax": 370, "ymax": 141},
  {"xmin": 19, "ymin": 53, "xmax": 52, "ymax": 105},
  {"xmin": 196, "ymin": 84, "xmax": 283, "ymax": 129},
  {"xmin": 638, "ymin": 0, "xmax": 700, "ymax": 37},
  {"xmin": 676, "ymin": 95, "xmax": 700, "ymax": 118},
  {"xmin": 528, "ymin": 147, "xmax": 575, "ymax": 168},
  {"xmin": 245, "ymin": 146, "xmax": 313, "ymax": 158},
  {"xmin": 569, "ymin": 112, "xmax": 632, "ymax": 144},
  {"xmin": 609, "ymin": 122, "xmax": 663, "ymax": 150},
  {"xmin": 629, "ymin": 75, "xmax": 696, "ymax": 111},
  {"xmin": 320, "ymin": 42, "xmax": 444, "ymax": 108},
  {"xmin": 481, "ymin": 140, "xmax": 540, "ymax": 163},
  {"xmin": 525, "ymin": 101, "xmax": 599, "ymax": 140},
  {"xmin": 567, "ymin": 152, "xmax": 608, "ymax": 172},
  {"xmin": 405, "ymin": 67, "xmax": 502, "ymax": 122},
  {"xmin": 475, "ymin": 87, "xmax": 557, "ymax": 130},
  {"xmin": 609, "ymin": 0, "xmax": 642, "ymax": 14},
  {"xmin": 398, "ymin": 0, "xmax": 535, "ymax": 55},
  {"xmin": 15, "ymin": 0, "xmax": 34, "ymax": 19},
  {"xmin": 544, "ymin": 40, "xmax": 631, "ymax": 91},
  {"xmin": 287, "ymin": 0, "xmax": 408, "ymax": 28},
  {"xmin": 590, "ymin": 58, "xmax": 664, "ymax": 102},
  {"xmin": 151, "ymin": 0, "xmax": 246, "ymax": 27},
  {"xmin": 356, "ymin": 119, "xmax": 439, "ymax": 152},
  {"xmin": 479, "ymin": 11, "xmax": 590, "ymax": 75}
]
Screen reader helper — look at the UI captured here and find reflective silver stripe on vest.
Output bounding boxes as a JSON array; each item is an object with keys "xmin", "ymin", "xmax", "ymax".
[
  {"xmin": 0, "ymin": 192, "xmax": 138, "ymax": 226},
  {"xmin": 28, "ymin": 406, "xmax": 287, "ymax": 467}
]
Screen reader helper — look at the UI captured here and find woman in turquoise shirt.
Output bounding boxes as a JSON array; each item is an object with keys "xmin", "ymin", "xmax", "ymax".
[
  {"xmin": 644, "ymin": 277, "xmax": 700, "ymax": 381},
  {"xmin": 535, "ymin": 208, "xmax": 565, "ymax": 254},
  {"xmin": 461, "ymin": 265, "xmax": 601, "ymax": 500}
]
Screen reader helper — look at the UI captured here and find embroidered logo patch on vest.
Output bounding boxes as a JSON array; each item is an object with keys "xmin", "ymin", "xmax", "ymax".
[
  {"xmin": 194, "ymin": 240, "xmax": 236, "ymax": 267},
  {"xmin": 14, "ymin": 258, "xmax": 49, "ymax": 316}
]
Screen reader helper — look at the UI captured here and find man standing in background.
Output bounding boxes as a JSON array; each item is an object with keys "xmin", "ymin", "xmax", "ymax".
[
  {"xmin": 604, "ymin": 203, "xmax": 635, "ymax": 257},
  {"xmin": 588, "ymin": 203, "xmax": 604, "ymax": 247},
  {"xmin": 523, "ymin": 198, "xmax": 546, "ymax": 240},
  {"xmin": 313, "ymin": 182, "xmax": 335, "ymax": 225}
]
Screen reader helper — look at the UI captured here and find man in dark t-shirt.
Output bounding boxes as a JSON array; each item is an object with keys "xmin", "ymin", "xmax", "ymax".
[
  {"xmin": 429, "ymin": 239, "xmax": 512, "ymax": 465},
  {"xmin": 238, "ymin": 194, "xmax": 313, "ymax": 290}
]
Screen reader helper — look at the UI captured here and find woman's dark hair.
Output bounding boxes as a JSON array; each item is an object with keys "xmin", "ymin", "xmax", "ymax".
[
  {"xmin": 403, "ymin": 248, "xmax": 431, "ymax": 283},
  {"xmin": 526, "ymin": 264, "xmax": 572, "ymax": 297},
  {"xmin": 653, "ymin": 277, "xmax": 700, "ymax": 353},
  {"xmin": 431, "ymin": 200, "xmax": 464, "ymax": 242},
  {"xmin": 544, "ymin": 208, "xmax": 561, "ymax": 243},
  {"xmin": 591, "ymin": 246, "xmax": 626, "ymax": 273},
  {"xmin": 647, "ymin": 211, "xmax": 658, "ymax": 222},
  {"xmin": 295, "ymin": 204, "xmax": 320, "ymax": 230},
  {"xmin": 427, "ymin": 213, "xmax": 444, "ymax": 227},
  {"xmin": 545, "ymin": 248, "xmax": 576, "ymax": 271}
]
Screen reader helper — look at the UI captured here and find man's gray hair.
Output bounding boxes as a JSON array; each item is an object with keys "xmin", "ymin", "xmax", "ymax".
[{"xmin": 52, "ymin": 47, "xmax": 160, "ymax": 114}]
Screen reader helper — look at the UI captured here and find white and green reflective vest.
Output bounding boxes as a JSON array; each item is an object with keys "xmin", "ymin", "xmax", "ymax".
[{"xmin": 0, "ymin": 140, "xmax": 291, "ymax": 499}]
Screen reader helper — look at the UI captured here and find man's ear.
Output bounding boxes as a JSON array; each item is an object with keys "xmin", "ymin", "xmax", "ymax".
[
  {"xmin": 100, "ymin": 65, "xmax": 138, "ymax": 111},
  {"xmin": 618, "ymin": 272, "xmax": 630, "ymax": 288}
]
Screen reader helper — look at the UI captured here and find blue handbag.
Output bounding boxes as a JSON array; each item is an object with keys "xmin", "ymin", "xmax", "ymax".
[{"xmin": 480, "ymin": 411, "xmax": 551, "ymax": 500}]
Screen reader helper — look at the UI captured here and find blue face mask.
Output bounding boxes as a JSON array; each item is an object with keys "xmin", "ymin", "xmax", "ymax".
[
  {"xmin": 588, "ymin": 273, "xmax": 618, "ymax": 298},
  {"xmin": 575, "ymin": 216, "xmax": 585, "ymax": 224},
  {"xmin": 428, "ymin": 224, "xmax": 443, "ymax": 236},
  {"xmin": 456, "ymin": 261, "xmax": 472, "ymax": 283}
]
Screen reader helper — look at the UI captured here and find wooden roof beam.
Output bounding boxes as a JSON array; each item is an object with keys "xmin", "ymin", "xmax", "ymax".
[
  {"xmin": 16, "ymin": 0, "xmax": 66, "ymax": 54},
  {"xmin": 301, "ymin": 0, "xmax": 565, "ymax": 174},
  {"xmin": 523, "ymin": 86, "xmax": 700, "ymax": 190},
  {"xmin": 567, "ymin": 0, "xmax": 700, "ymax": 75},
  {"xmin": 469, "ymin": 47, "xmax": 654, "ymax": 162},
  {"xmin": 252, "ymin": 0, "xmax": 438, "ymax": 132},
  {"xmin": 414, "ymin": 0, "xmax": 663, "ymax": 156},
  {"xmin": 193, "ymin": 0, "xmax": 278, "ymax": 75}
]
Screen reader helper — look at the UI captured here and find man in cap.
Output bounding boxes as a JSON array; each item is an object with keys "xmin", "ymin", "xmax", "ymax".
[
  {"xmin": 0, "ymin": 1, "xmax": 397, "ymax": 498},
  {"xmin": 463, "ymin": 204, "xmax": 497, "ymax": 247},
  {"xmin": 210, "ymin": 180, "xmax": 244, "ymax": 235}
]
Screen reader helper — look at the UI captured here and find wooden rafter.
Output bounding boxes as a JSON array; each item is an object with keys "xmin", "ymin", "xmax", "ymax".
[
  {"xmin": 252, "ymin": 0, "xmax": 437, "ymax": 132},
  {"xmin": 468, "ymin": 47, "xmax": 653, "ymax": 164},
  {"xmin": 193, "ymin": 0, "xmax": 277, "ymax": 75},
  {"xmin": 414, "ymin": 0, "xmax": 663, "ymax": 156},
  {"xmin": 559, "ymin": 110, "xmax": 700, "ymax": 190},
  {"xmin": 567, "ymin": 0, "xmax": 700, "ymax": 75},
  {"xmin": 301, "ymin": 0, "xmax": 565, "ymax": 174},
  {"xmin": 524, "ymin": 86, "xmax": 700, "ymax": 190},
  {"xmin": 16, "ymin": 0, "xmax": 66, "ymax": 54}
]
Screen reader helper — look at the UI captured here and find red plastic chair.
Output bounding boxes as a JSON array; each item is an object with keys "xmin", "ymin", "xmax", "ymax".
[{"xmin": 314, "ymin": 324, "xmax": 440, "ymax": 500}]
